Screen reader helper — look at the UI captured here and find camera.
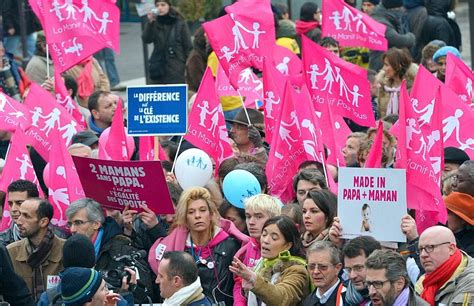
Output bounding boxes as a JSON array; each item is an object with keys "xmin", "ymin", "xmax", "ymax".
[
  {"xmin": 102, "ymin": 250, "xmax": 147, "ymax": 290},
  {"xmin": 150, "ymin": 8, "xmax": 159, "ymax": 16}
]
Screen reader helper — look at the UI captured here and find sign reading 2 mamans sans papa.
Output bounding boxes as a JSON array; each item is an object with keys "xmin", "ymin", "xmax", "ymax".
[
  {"xmin": 337, "ymin": 167, "xmax": 407, "ymax": 242},
  {"xmin": 127, "ymin": 85, "xmax": 188, "ymax": 135},
  {"xmin": 73, "ymin": 156, "xmax": 175, "ymax": 214}
]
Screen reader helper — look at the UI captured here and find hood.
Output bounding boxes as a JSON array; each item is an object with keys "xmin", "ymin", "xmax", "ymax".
[{"xmin": 100, "ymin": 216, "xmax": 123, "ymax": 247}]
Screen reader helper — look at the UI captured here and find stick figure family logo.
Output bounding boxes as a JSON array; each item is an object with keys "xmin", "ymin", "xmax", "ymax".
[
  {"xmin": 49, "ymin": 0, "xmax": 113, "ymax": 34},
  {"xmin": 218, "ymin": 13, "xmax": 265, "ymax": 63},
  {"xmin": 264, "ymin": 91, "xmax": 281, "ymax": 119},
  {"xmin": 240, "ymin": 187, "xmax": 260, "ymax": 203},
  {"xmin": 329, "ymin": 6, "xmax": 370, "ymax": 34},
  {"xmin": 276, "ymin": 57, "xmax": 291, "ymax": 75},
  {"xmin": 306, "ymin": 58, "xmax": 363, "ymax": 107},
  {"xmin": 443, "ymin": 109, "xmax": 470, "ymax": 148},
  {"xmin": 16, "ymin": 154, "xmax": 35, "ymax": 181},
  {"xmin": 197, "ymin": 101, "xmax": 220, "ymax": 136},
  {"xmin": 62, "ymin": 37, "xmax": 83, "ymax": 56},
  {"xmin": 186, "ymin": 155, "xmax": 208, "ymax": 170},
  {"xmin": 30, "ymin": 106, "xmax": 77, "ymax": 146}
]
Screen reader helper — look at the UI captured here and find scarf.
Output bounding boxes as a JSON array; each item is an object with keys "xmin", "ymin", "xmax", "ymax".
[
  {"xmin": 27, "ymin": 227, "xmax": 55, "ymax": 299},
  {"xmin": 302, "ymin": 229, "xmax": 329, "ymax": 249},
  {"xmin": 345, "ymin": 281, "xmax": 369, "ymax": 305},
  {"xmin": 88, "ymin": 116, "xmax": 105, "ymax": 135},
  {"xmin": 393, "ymin": 287, "xmax": 409, "ymax": 306},
  {"xmin": 76, "ymin": 57, "xmax": 95, "ymax": 101},
  {"xmin": 93, "ymin": 228, "xmax": 104, "ymax": 258},
  {"xmin": 162, "ymin": 277, "xmax": 204, "ymax": 306},
  {"xmin": 421, "ymin": 248, "xmax": 462, "ymax": 306},
  {"xmin": 12, "ymin": 223, "xmax": 22, "ymax": 242},
  {"xmin": 383, "ymin": 85, "xmax": 401, "ymax": 115},
  {"xmin": 295, "ymin": 20, "xmax": 320, "ymax": 36}
]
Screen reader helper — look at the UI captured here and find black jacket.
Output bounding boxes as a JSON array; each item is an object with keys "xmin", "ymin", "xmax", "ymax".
[
  {"xmin": 0, "ymin": 244, "xmax": 35, "ymax": 305},
  {"xmin": 303, "ymin": 281, "xmax": 346, "ymax": 306}
]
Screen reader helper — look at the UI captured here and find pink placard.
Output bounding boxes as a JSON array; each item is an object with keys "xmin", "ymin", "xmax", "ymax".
[{"xmin": 73, "ymin": 157, "xmax": 175, "ymax": 214}]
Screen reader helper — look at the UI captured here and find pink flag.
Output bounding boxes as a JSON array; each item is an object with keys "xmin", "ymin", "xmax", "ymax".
[
  {"xmin": 203, "ymin": 0, "xmax": 274, "ymax": 87},
  {"xmin": 322, "ymin": 0, "xmax": 387, "ymax": 51},
  {"xmin": 46, "ymin": 132, "xmax": 85, "ymax": 227},
  {"xmin": 139, "ymin": 136, "xmax": 168, "ymax": 161},
  {"xmin": 32, "ymin": 0, "xmax": 120, "ymax": 73},
  {"xmin": 237, "ymin": 68, "xmax": 264, "ymax": 108},
  {"xmin": 24, "ymin": 83, "xmax": 79, "ymax": 161},
  {"xmin": 262, "ymin": 57, "xmax": 286, "ymax": 143},
  {"xmin": 302, "ymin": 36, "xmax": 376, "ymax": 127},
  {"xmin": 184, "ymin": 68, "xmax": 234, "ymax": 168},
  {"xmin": 0, "ymin": 92, "xmax": 31, "ymax": 132},
  {"xmin": 216, "ymin": 64, "xmax": 239, "ymax": 97},
  {"xmin": 54, "ymin": 70, "xmax": 87, "ymax": 130},
  {"xmin": 272, "ymin": 45, "xmax": 303, "ymax": 78},
  {"xmin": 266, "ymin": 82, "xmax": 322, "ymax": 202},
  {"xmin": 0, "ymin": 130, "xmax": 43, "ymax": 230},
  {"xmin": 391, "ymin": 81, "xmax": 446, "ymax": 226},
  {"xmin": 98, "ymin": 99, "xmax": 135, "ymax": 160},
  {"xmin": 364, "ymin": 121, "xmax": 383, "ymax": 168},
  {"xmin": 445, "ymin": 52, "xmax": 474, "ymax": 104}
]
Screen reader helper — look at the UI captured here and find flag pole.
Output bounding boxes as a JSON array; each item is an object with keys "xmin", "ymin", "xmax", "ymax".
[
  {"xmin": 237, "ymin": 89, "xmax": 252, "ymax": 125},
  {"xmin": 171, "ymin": 136, "xmax": 184, "ymax": 174},
  {"xmin": 320, "ymin": 152, "xmax": 330, "ymax": 189},
  {"xmin": 153, "ymin": 136, "xmax": 159, "ymax": 161},
  {"xmin": 46, "ymin": 44, "xmax": 50, "ymax": 79}
]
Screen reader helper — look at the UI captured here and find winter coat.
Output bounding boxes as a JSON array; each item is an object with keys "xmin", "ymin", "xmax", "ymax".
[
  {"xmin": 233, "ymin": 237, "xmax": 261, "ymax": 306},
  {"xmin": 7, "ymin": 235, "xmax": 65, "ymax": 298},
  {"xmin": 302, "ymin": 280, "xmax": 346, "ymax": 306},
  {"xmin": 95, "ymin": 217, "xmax": 154, "ymax": 303},
  {"xmin": 0, "ymin": 244, "xmax": 35, "ymax": 306},
  {"xmin": 369, "ymin": 5, "xmax": 416, "ymax": 71},
  {"xmin": 148, "ymin": 218, "xmax": 249, "ymax": 305},
  {"xmin": 185, "ymin": 48, "xmax": 207, "ymax": 93},
  {"xmin": 142, "ymin": 12, "xmax": 192, "ymax": 85},
  {"xmin": 25, "ymin": 55, "xmax": 55, "ymax": 85},
  {"xmin": 2, "ymin": 0, "xmax": 41, "ymax": 36},
  {"xmin": 415, "ymin": 251, "xmax": 474, "ymax": 305},
  {"xmin": 375, "ymin": 62, "xmax": 418, "ymax": 118}
]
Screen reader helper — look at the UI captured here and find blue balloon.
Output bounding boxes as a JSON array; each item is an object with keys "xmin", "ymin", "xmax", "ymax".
[{"xmin": 223, "ymin": 169, "xmax": 261, "ymax": 209}]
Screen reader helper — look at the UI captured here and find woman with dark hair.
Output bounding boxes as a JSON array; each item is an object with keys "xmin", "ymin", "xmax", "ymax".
[
  {"xmin": 376, "ymin": 47, "xmax": 418, "ymax": 118},
  {"xmin": 142, "ymin": 0, "xmax": 192, "ymax": 84},
  {"xmin": 219, "ymin": 201, "xmax": 248, "ymax": 235},
  {"xmin": 295, "ymin": 2, "xmax": 322, "ymax": 47},
  {"xmin": 301, "ymin": 190, "xmax": 337, "ymax": 251},
  {"xmin": 230, "ymin": 216, "xmax": 310, "ymax": 306}
]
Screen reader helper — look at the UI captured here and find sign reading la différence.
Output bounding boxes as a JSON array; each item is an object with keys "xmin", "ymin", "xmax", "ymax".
[{"xmin": 127, "ymin": 84, "xmax": 188, "ymax": 136}]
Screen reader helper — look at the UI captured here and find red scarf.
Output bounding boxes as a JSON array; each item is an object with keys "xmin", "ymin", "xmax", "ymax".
[
  {"xmin": 295, "ymin": 20, "xmax": 320, "ymax": 36},
  {"xmin": 76, "ymin": 57, "xmax": 95, "ymax": 100},
  {"xmin": 421, "ymin": 248, "xmax": 462, "ymax": 305}
]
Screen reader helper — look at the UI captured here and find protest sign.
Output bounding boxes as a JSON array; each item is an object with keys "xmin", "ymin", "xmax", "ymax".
[
  {"xmin": 73, "ymin": 157, "xmax": 175, "ymax": 214},
  {"xmin": 338, "ymin": 167, "xmax": 407, "ymax": 242},
  {"xmin": 127, "ymin": 85, "xmax": 188, "ymax": 136}
]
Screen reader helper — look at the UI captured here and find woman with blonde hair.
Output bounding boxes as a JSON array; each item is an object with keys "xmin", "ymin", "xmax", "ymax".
[{"xmin": 148, "ymin": 187, "xmax": 248, "ymax": 305}]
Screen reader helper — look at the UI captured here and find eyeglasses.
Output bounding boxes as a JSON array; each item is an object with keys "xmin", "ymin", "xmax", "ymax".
[
  {"xmin": 308, "ymin": 263, "xmax": 333, "ymax": 272},
  {"xmin": 343, "ymin": 264, "xmax": 365, "ymax": 275},
  {"xmin": 364, "ymin": 280, "xmax": 391, "ymax": 289},
  {"xmin": 416, "ymin": 242, "xmax": 451, "ymax": 255},
  {"xmin": 66, "ymin": 219, "xmax": 92, "ymax": 229}
]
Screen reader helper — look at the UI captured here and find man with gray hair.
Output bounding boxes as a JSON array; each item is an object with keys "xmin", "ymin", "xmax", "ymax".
[
  {"xmin": 303, "ymin": 241, "xmax": 345, "ymax": 306},
  {"xmin": 365, "ymin": 249, "xmax": 428, "ymax": 306},
  {"xmin": 66, "ymin": 198, "xmax": 153, "ymax": 302}
]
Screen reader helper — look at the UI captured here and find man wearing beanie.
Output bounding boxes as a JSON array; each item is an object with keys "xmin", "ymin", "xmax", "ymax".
[
  {"xmin": 432, "ymin": 46, "xmax": 461, "ymax": 82},
  {"xmin": 444, "ymin": 147, "xmax": 470, "ymax": 174},
  {"xmin": 445, "ymin": 192, "xmax": 474, "ymax": 257},
  {"xmin": 368, "ymin": 0, "xmax": 416, "ymax": 71},
  {"xmin": 362, "ymin": 0, "xmax": 380, "ymax": 15}
]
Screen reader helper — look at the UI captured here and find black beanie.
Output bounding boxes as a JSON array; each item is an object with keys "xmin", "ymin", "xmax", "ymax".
[
  {"xmin": 61, "ymin": 268, "xmax": 102, "ymax": 305},
  {"xmin": 382, "ymin": 0, "xmax": 403, "ymax": 8},
  {"xmin": 63, "ymin": 234, "xmax": 96, "ymax": 269},
  {"xmin": 444, "ymin": 147, "xmax": 470, "ymax": 165}
]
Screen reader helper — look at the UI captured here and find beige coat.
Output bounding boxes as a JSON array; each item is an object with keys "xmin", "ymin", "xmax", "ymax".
[{"xmin": 7, "ymin": 235, "xmax": 65, "ymax": 297}]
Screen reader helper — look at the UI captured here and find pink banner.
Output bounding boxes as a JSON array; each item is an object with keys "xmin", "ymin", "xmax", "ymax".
[
  {"xmin": 0, "ymin": 92, "xmax": 31, "ymax": 132},
  {"xmin": 237, "ymin": 68, "xmax": 263, "ymax": 108},
  {"xmin": 24, "ymin": 83, "xmax": 79, "ymax": 161},
  {"xmin": 73, "ymin": 157, "xmax": 175, "ymax": 214},
  {"xmin": 302, "ymin": 36, "xmax": 376, "ymax": 127},
  {"xmin": 322, "ymin": 0, "xmax": 387, "ymax": 51},
  {"xmin": 32, "ymin": 0, "xmax": 120, "ymax": 73},
  {"xmin": 364, "ymin": 121, "xmax": 383, "ymax": 168},
  {"xmin": 262, "ymin": 58, "xmax": 285, "ymax": 144},
  {"xmin": 139, "ymin": 136, "xmax": 168, "ymax": 161},
  {"xmin": 445, "ymin": 52, "xmax": 474, "ymax": 104},
  {"xmin": 54, "ymin": 69, "xmax": 87, "ymax": 130},
  {"xmin": 185, "ymin": 68, "xmax": 234, "ymax": 168}
]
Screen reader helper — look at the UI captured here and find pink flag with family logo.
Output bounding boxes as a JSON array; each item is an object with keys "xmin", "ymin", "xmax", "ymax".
[
  {"xmin": 204, "ymin": 0, "xmax": 274, "ymax": 87},
  {"xmin": 263, "ymin": 57, "xmax": 286, "ymax": 143},
  {"xmin": 185, "ymin": 68, "xmax": 234, "ymax": 169},
  {"xmin": 47, "ymin": 132, "xmax": 85, "ymax": 227},
  {"xmin": 322, "ymin": 0, "xmax": 387, "ymax": 51},
  {"xmin": 139, "ymin": 136, "xmax": 168, "ymax": 161},
  {"xmin": 0, "ymin": 130, "xmax": 43, "ymax": 230},
  {"xmin": 302, "ymin": 36, "xmax": 375, "ymax": 127},
  {"xmin": 272, "ymin": 45, "xmax": 302, "ymax": 78},
  {"xmin": 32, "ymin": 0, "xmax": 120, "ymax": 73},
  {"xmin": 0, "ymin": 92, "xmax": 31, "ymax": 132},
  {"xmin": 237, "ymin": 68, "xmax": 263, "ymax": 109},
  {"xmin": 24, "ymin": 83, "xmax": 79, "ymax": 161},
  {"xmin": 392, "ymin": 81, "xmax": 446, "ymax": 226},
  {"xmin": 54, "ymin": 70, "xmax": 87, "ymax": 130},
  {"xmin": 364, "ymin": 121, "xmax": 383, "ymax": 168},
  {"xmin": 216, "ymin": 64, "xmax": 238, "ymax": 97},
  {"xmin": 445, "ymin": 53, "xmax": 474, "ymax": 104}
]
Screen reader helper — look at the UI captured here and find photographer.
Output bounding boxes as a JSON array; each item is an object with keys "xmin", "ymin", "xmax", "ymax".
[
  {"xmin": 142, "ymin": 0, "xmax": 192, "ymax": 85},
  {"xmin": 66, "ymin": 199, "xmax": 154, "ymax": 303}
]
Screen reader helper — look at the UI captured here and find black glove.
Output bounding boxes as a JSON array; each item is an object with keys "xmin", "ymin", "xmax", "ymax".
[{"xmin": 248, "ymin": 125, "xmax": 263, "ymax": 148}]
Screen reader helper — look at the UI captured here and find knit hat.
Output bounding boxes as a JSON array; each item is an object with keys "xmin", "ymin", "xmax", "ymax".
[
  {"xmin": 63, "ymin": 234, "xmax": 96, "ymax": 269},
  {"xmin": 444, "ymin": 147, "xmax": 470, "ymax": 165},
  {"xmin": 433, "ymin": 46, "xmax": 461, "ymax": 62},
  {"xmin": 61, "ymin": 268, "xmax": 103, "ymax": 305},
  {"xmin": 445, "ymin": 192, "xmax": 474, "ymax": 225},
  {"xmin": 382, "ymin": 0, "xmax": 403, "ymax": 8},
  {"xmin": 363, "ymin": 0, "xmax": 380, "ymax": 5}
]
